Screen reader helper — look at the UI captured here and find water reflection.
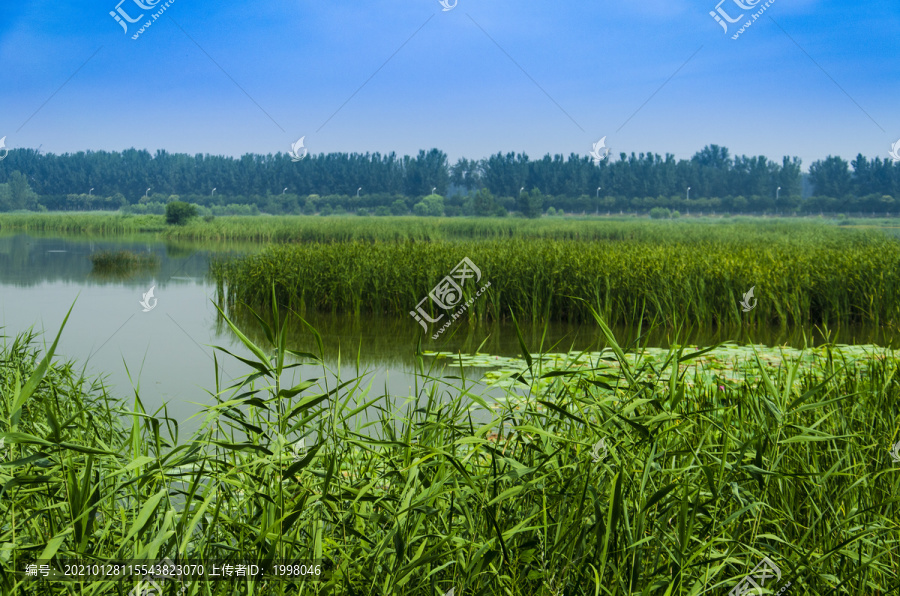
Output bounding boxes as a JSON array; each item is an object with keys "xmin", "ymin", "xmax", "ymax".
[
  {"xmin": 220, "ymin": 301, "xmax": 900, "ymax": 370},
  {"xmin": 0, "ymin": 233, "xmax": 215, "ymax": 286}
]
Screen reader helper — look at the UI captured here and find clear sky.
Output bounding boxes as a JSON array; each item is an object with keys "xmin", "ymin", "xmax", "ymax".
[{"xmin": 1, "ymin": 0, "xmax": 898, "ymax": 171}]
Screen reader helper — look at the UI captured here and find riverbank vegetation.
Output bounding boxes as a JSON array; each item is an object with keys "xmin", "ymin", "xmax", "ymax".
[
  {"xmin": 210, "ymin": 222, "xmax": 900, "ymax": 328},
  {"xmin": 4, "ymin": 211, "xmax": 899, "ymax": 243},
  {"xmin": 0, "ymin": 212, "xmax": 165, "ymax": 235},
  {"xmin": 1, "ymin": 303, "xmax": 897, "ymax": 594}
]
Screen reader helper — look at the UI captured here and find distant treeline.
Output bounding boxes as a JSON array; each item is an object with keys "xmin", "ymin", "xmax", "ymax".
[{"xmin": 0, "ymin": 145, "xmax": 898, "ymax": 214}]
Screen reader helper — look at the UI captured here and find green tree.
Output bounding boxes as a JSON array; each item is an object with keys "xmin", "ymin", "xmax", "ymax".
[
  {"xmin": 471, "ymin": 188, "xmax": 498, "ymax": 217},
  {"xmin": 809, "ymin": 156, "xmax": 852, "ymax": 198},
  {"xmin": 403, "ymin": 149, "xmax": 450, "ymax": 196},
  {"xmin": 390, "ymin": 199, "xmax": 408, "ymax": 215},
  {"xmin": 3, "ymin": 171, "xmax": 38, "ymax": 211},
  {"xmin": 165, "ymin": 201, "xmax": 198, "ymax": 225},
  {"xmin": 450, "ymin": 157, "xmax": 482, "ymax": 191},
  {"xmin": 412, "ymin": 194, "xmax": 444, "ymax": 217},
  {"xmin": 302, "ymin": 194, "xmax": 318, "ymax": 215},
  {"xmin": 517, "ymin": 188, "xmax": 543, "ymax": 218}
]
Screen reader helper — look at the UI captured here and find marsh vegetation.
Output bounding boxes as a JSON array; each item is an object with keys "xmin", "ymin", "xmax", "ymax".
[
  {"xmin": 1, "ymin": 301, "xmax": 898, "ymax": 594},
  {"xmin": 210, "ymin": 219, "xmax": 900, "ymax": 329},
  {"xmin": 89, "ymin": 250, "xmax": 160, "ymax": 277},
  {"xmin": 2, "ymin": 214, "xmax": 899, "ymax": 595}
]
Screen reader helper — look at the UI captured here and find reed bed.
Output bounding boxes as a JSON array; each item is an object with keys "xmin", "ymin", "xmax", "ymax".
[
  {"xmin": 148, "ymin": 215, "xmax": 881, "ymax": 244},
  {"xmin": 159, "ymin": 215, "xmax": 697, "ymax": 243},
  {"xmin": 89, "ymin": 250, "xmax": 160, "ymax": 275},
  {"xmin": 0, "ymin": 212, "xmax": 881, "ymax": 244},
  {"xmin": 211, "ymin": 228, "xmax": 900, "ymax": 328},
  {"xmin": 0, "ymin": 213, "xmax": 164, "ymax": 235},
  {"xmin": 1, "ymin": 302, "xmax": 898, "ymax": 594}
]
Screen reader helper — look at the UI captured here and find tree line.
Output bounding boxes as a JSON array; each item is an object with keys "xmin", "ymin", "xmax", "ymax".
[{"xmin": 0, "ymin": 145, "xmax": 897, "ymax": 214}]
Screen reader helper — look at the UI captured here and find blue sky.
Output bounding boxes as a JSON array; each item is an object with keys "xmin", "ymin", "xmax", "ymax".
[{"xmin": 1, "ymin": 0, "xmax": 898, "ymax": 171}]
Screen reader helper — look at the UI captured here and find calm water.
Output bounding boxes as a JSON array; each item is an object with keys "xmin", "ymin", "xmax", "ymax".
[
  {"xmin": 0, "ymin": 233, "xmax": 523, "ymax": 432},
  {"xmin": 2, "ymin": 233, "xmax": 897, "ymax": 432}
]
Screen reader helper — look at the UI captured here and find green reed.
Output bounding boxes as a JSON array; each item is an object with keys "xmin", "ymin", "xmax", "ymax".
[
  {"xmin": 1, "ymin": 299, "xmax": 898, "ymax": 594},
  {"xmin": 211, "ymin": 227, "xmax": 900, "ymax": 328},
  {"xmin": 89, "ymin": 250, "xmax": 160, "ymax": 275},
  {"xmin": 2, "ymin": 212, "xmax": 888, "ymax": 244},
  {"xmin": 0, "ymin": 213, "xmax": 165, "ymax": 235},
  {"xmin": 141, "ymin": 214, "xmax": 900, "ymax": 244}
]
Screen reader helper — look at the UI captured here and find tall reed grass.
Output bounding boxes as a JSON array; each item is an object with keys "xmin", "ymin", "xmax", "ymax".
[
  {"xmin": 89, "ymin": 250, "xmax": 160, "ymax": 275},
  {"xmin": 134, "ymin": 215, "xmax": 896, "ymax": 244},
  {"xmin": 1, "ymin": 301, "xmax": 897, "ymax": 594},
  {"xmin": 0, "ymin": 213, "xmax": 165, "ymax": 235},
  {"xmin": 1, "ymin": 212, "xmax": 885, "ymax": 244},
  {"xmin": 211, "ymin": 228, "xmax": 900, "ymax": 328}
]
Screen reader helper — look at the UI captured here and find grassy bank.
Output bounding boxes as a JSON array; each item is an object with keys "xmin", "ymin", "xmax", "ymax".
[
  {"xmin": 156, "ymin": 215, "xmax": 843, "ymax": 243},
  {"xmin": 1, "ymin": 305, "xmax": 898, "ymax": 594},
  {"xmin": 211, "ymin": 225, "xmax": 900, "ymax": 327},
  {"xmin": 0, "ymin": 212, "xmax": 890, "ymax": 243},
  {"xmin": 0, "ymin": 212, "xmax": 165, "ymax": 235}
]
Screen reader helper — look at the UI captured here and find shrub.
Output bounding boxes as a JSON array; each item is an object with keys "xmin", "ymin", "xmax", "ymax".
[
  {"xmin": 374, "ymin": 206, "xmax": 391, "ymax": 216},
  {"xmin": 390, "ymin": 199, "xmax": 408, "ymax": 216},
  {"xmin": 649, "ymin": 207, "xmax": 672, "ymax": 219},
  {"xmin": 165, "ymin": 201, "xmax": 199, "ymax": 225},
  {"xmin": 471, "ymin": 189, "xmax": 499, "ymax": 217},
  {"xmin": 518, "ymin": 188, "xmax": 543, "ymax": 218},
  {"xmin": 413, "ymin": 195, "xmax": 444, "ymax": 217}
]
